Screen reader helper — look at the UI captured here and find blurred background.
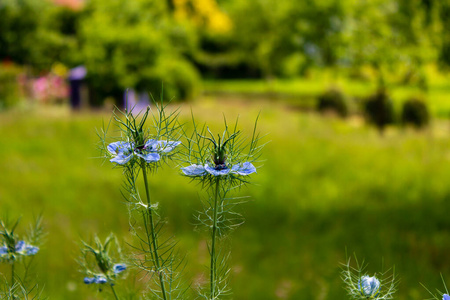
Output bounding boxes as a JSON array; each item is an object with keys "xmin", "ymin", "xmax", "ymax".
[{"xmin": 1, "ymin": 0, "xmax": 450, "ymax": 299}]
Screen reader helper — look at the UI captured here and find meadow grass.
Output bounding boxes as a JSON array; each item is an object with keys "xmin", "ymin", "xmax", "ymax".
[{"xmin": 1, "ymin": 99, "xmax": 450, "ymax": 299}]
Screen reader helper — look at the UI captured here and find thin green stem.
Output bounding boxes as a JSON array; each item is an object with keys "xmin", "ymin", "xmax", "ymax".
[
  {"xmin": 210, "ymin": 178, "xmax": 220, "ymax": 300},
  {"xmin": 110, "ymin": 284, "xmax": 120, "ymax": 300},
  {"xmin": 11, "ymin": 261, "xmax": 14, "ymax": 288},
  {"xmin": 140, "ymin": 160, "xmax": 167, "ymax": 300}
]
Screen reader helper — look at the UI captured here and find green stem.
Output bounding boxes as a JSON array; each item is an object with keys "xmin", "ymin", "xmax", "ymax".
[
  {"xmin": 11, "ymin": 261, "xmax": 14, "ymax": 287},
  {"xmin": 110, "ymin": 284, "xmax": 119, "ymax": 300},
  {"xmin": 140, "ymin": 160, "xmax": 167, "ymax": 300},
  {"xmin": 210, "ymin": 178, "xmax": 220, "ymax": 300}
]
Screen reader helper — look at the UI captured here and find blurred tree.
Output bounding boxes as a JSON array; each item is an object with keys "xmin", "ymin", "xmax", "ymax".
[
  {"xmin": 339, "ymin": 0, "xmax": 442, "ymax": 90},
  {"xmin": 0, "ymin": 0, "xmax": 77, "ymax": 72},
  {"xmin": 437, "ymin": 0, "xmax": 450, "ymax": 68},
  {"xmin": 77, "ymin": 0, "xmax": 200, "ymax": 105},
  {"xmin": 191, "ymin": 0, "xmax": 351, "ymax": 79}
]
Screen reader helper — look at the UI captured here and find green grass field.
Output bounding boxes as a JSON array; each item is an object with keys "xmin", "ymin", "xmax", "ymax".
[{"xmin": 1, "ymin": 97, "xmax": 450, "ymax": 299}]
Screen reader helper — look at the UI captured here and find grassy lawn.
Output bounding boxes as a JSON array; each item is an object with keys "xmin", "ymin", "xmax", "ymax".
[{"xmin": 1, "ymin": 98, "xmax": 450, "ymax": 299}]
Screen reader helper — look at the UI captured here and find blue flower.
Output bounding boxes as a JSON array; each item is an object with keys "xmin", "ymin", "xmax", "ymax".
[
  {"xmin": 443, "ymin": 294, "xmax": 450, "ymax": 300},
  {"xmin": 0, "ymin": 246, "xmax": 7, "ymax": 256},
  {"xmin": 84, "ymin": 277, "xmax": 95, "ymax": 284},
  {"xmin": 182, "ymin": 162, "xmax": 256, "ymax": 177},
  {"xmin": 358, "ymin": 275, "xmax": 380, "ymax": 297},
  {"xmin": 107, "ymin": 142, "xmax": 133, "ymax": 165},
  {"xmin": 15, "ymin": 240, "xmax": 25, "ymax": 252},
  {"xmin": 113, "ymin": 263, "xmax": 127, "ymax": 274},
  {"xmin": 107, "ymin": 139, "xmax": 181, "ymax": 165},
  {"xmin": 25, "ymin": 245, "xmax": 39, "ymax": 255}
]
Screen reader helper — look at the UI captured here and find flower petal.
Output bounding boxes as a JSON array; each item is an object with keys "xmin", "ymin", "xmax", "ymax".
[
  {"xmin": 110, "ymin": 152, "xmax": 133, "ymax": 165},
  {"xmin": 135, "ymin": 152, "xmax": 160, "ymax": 163},
  {"xmin": 157, "ymin": 140, "xmax": 181, "ymax": 153},
  {"xmin": 231, "ymin": 162, "xmax": 256, "ymax": 176},
  {"xmin": 113, "ymin": 263, "xmax": 127, "ymax": 274},
  {"xmin": 181, "ymin": 164, "xmax": 207, "ymax": 176},
  {"xmin": 107, "ymin": 141, "xmax": 131, "ymax": 155},
  {"xmin": 0, "ymin": 246, "xmax": 7, "ymax": 255},
  {"xmin": 205, "ymin": 164, "xmax": 230, "ymax": 176},
  {"xmin": 94, "ymin": 276, "xmax": 107, "ymax": 284},
  {"xmin": 15, "ymin": 240, "xmax": 25, "ymax": 252},
  {"xmin": 84, "ymin": 277, "xmax": 95, "ymax": 284},
  {"xmin": 144, "ymin": 139, "xmax": 159, "ymax": 151},
  {"xmin": 444, "ymin": 294, "xmax": 450, "ymax": 300},
  {"xmin": 25, "ymin": 245, "xmax": 39, "ymax": 256}
]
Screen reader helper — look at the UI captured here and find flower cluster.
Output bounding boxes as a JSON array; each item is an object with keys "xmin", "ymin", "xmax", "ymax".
[
  {"xmin": 107, "ymin": 139, "xmax": 180, "ymax": 165},
  {"xmin": 0, "ymin": 240, "xmax": 39, "ymax": 259}
]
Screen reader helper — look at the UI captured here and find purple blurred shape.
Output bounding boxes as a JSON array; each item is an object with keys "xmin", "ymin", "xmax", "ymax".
[
  {"xmin": 68, "ymin": 65, "xmax": 87, "ymax": 80},
  {"xmin": 125, "ymin": 89, "xmax": 150, "ymax": 114}
]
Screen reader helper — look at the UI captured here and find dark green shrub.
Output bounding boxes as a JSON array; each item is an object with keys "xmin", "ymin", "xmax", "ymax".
[
  {"xmin": 317, "ymin": 88, "xmax": 349, "ymax": 117},
  {"xmin": 364, "ymin": 89, "xmax": 395, "ymax": 132},
  {"xmin": 401, "ymin": 98, "xmax": 429, "ymax": 128}
]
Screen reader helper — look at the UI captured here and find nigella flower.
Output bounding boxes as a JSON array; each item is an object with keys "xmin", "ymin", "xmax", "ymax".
[
  {"xmin": 81, "ymin": 235, "xmax": 127, "ymax": 289},
  {"xmin": 181, "ymin": 119, "xmax": 262, "ymax": 183},
  {"xmin": 342, "ymin": 257, "xmax": 397, "ymax": 300},
  {"xmin": 113, "ymin": 263, "xmax": 126, "ymax": 274},
  {"xmin": 182, "ymin": 162, "xmax": 256, "ymax": 177},
  {"xmin": 0, "ymin": 241, "xmax": 39, "ymax": 257},
  {"xmin": 107, "ymin": 139, "xmax": 181, "ymax": 165},
  {"xmin": 15, "ymin": 241, "xmax": 39, "ymax": 256},
  {"xmin": 358, "ymin": 275, "xmax": 380, "ymax": 297},
  {"xmin": 444, "ymin": 294, "xmax": 450, "ymax": 300}
]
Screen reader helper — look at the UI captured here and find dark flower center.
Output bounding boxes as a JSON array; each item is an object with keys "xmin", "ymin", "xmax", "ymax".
[{"xmin": 214, "ymin": 163, "xmax": 228, "ymax": 171}]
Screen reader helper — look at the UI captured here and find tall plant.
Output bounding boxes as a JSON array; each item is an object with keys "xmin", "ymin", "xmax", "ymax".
[
  {"xmin": 97, "ymin": 98, "xmax": 186, "ymax": 299},
  {"xmin": 181, "ymin": 116, "xmax": 264, "ymax": 299}
]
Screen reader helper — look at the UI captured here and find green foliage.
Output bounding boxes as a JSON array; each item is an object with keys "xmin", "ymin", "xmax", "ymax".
[
  {"xmin": 0, "ymin": 0, "xmax": 77, "ymax": 71},
  {"xmin": 317, "ymin": 88, "xmax": 349, "ymax": 117},
  {"xmin": 205, "ymin": 0, "xmax": 348, "ymax": 78},
  {"xmin": 0, "ymin": 65, "xmax": 21, "ymax": 110},
  {"xmin": 78, "ymin": 0, "xmax": 199, "ymax": 105},
  {"xmin": 364, "ymin": 90, "xmax": 395, "ymax": 132},
  {"xmin": 401, "ymin": 97, "xmax": 430, "ymax": 128}
]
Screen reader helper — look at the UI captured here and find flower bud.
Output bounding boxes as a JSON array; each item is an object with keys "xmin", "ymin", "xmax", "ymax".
[{"xmin": 358, "ymin": 275, "xmax": 380, "ymax": 297}]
